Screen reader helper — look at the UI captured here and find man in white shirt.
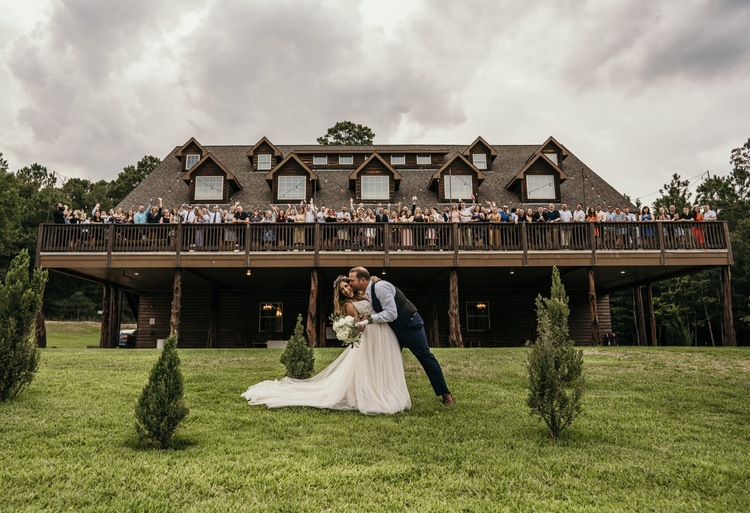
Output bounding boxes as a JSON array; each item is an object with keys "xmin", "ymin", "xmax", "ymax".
[
  {"xmin": 349, "ymin": 267, "xmax": 453, "ymax": 405},
  {"xmin": 703, "ymin": 204, "xmax": 717, "ymax": 221},
  {"xmin": 558, "ymin": 203, "xmax": 573, "ymax": 248}
]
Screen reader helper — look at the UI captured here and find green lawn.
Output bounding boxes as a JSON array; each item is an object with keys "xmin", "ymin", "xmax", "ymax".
[{"xmin": 1, "ymin": 345, "xmax": 748, "ymax": 512}]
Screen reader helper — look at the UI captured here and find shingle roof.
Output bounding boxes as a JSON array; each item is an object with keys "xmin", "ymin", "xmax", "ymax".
[{"xmin": 118, "ymin": 139, "xmax": 633, "ymax": 212}]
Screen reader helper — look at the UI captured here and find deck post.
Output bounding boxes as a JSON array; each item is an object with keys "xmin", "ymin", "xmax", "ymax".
[
  {"xmin": 647, "ymin": 283, "xmax": 657, "ymax": 346},
  {"xmin": 307, "ymin": 269, "xmax": 319, "ymax": 347},
  {"xmin": 206, "ymin": 287, "xmax": 220, "ymax": 348},
  {"xmin": 448, "ymin": 269, "xmax": 463, "ymax": 348},
  {"xmin": 634, "ymin": 285, "xmax": 647, "ymax": 346},
  {"xmin": 170, "ymin": 269, "xmax": 182, "ymax": 339},
  {"xmin": 722, "ymin": 265, "xmax": 737, "ymax": 346},
  {"xmin": 588, "ymin": 267, "xmax": 600, "ymax": 346},
  {"xmin": 429, "ymin": 291, "xmax": 439, "ymax": 348},
  {"xmin": 35, "ymin": 291, "xmax": 47, "ymax": 348}
]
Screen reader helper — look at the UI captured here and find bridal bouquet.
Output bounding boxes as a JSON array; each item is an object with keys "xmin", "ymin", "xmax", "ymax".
[{"xmin": 331, "ymin": 315, "xmax": 362, "ymax": 348}]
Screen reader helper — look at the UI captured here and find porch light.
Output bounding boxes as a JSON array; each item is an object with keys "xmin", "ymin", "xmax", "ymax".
[
  {"xmin": 476, "ymin": 303, "xmax": 487, "ymax": 310},
  {"xmin": 246, "ymin": 269, "xmax": 252, "ymax": 276},
  {"xmin": 509, "ymin": 270, "xmax": 515, "ymax": 275}
]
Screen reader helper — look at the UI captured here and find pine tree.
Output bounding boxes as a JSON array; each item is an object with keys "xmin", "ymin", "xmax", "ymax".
[
  {"xmin": 280, "ymin": 314, "xmax": 315, "ymax": 379},
  {"xmin": 0, "ymin": 250, "xmax": 48, "ymax": 401},
  {"xmin": 134, "ymin": 333, "xmax": 188, "ymax": 448},
  {"xmin": 527, "ymin": 267, "xmax": 585, "ymax": 438}
]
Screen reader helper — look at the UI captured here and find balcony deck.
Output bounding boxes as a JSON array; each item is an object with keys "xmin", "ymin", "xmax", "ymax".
[{"xmin": 37, "ymin": 222, "xmax": 732, "ymax": 294}]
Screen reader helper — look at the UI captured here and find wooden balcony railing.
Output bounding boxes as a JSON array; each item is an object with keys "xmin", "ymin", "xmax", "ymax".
[{"xmin": 38, "ymin": 221, "xmax": 730, "ymax": 255}]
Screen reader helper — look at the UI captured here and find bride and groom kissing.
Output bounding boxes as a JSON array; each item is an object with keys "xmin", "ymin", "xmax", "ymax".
[{"xmin": 241, "ymin": 266, "xmax": 453, "ymax": 414}]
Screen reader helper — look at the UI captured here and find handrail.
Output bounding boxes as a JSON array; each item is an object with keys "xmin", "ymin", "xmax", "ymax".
[{"xmin": 36, "ymin": 221, "xmax": 730, "ymax": 255}]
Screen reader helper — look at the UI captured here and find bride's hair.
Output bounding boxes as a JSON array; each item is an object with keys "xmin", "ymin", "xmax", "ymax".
[{"xmin": 333, "ymin": 275, "xmax": 363, "ymax": 316}]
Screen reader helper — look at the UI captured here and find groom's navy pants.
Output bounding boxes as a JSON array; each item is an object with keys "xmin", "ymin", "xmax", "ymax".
[{"xmin": 397, "ymin": 313, "xmax": 450, "ymax": 396}]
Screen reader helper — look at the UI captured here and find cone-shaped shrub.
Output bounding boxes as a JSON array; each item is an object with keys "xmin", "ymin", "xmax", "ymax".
[
  {"xmin": 280, "ymin": 314, "xmax": 315, "ymax": 379},
  {"xmin": 135, "ymin": 333, "xmax": 188, "ymax": 448},
  {"xmin": 527, "ymin": 266, "xmax": 585, "ymax": 438},
  {"xmin": 0, "ymin": 250, "xmax": 48, "ymax": 401}
]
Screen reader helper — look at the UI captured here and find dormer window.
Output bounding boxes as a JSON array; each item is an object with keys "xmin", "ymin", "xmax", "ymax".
[
  {"xmin": 313, "ymin": 155, "xmax": 328, "ymax": 166},
  {"xmin": 361, "ymin": 176, "xmax": 389, "ymax": 200},
  {"xmin": 185, "ymin": 154, "xmax": 200, "ymax": 170},
  {"xmin": 277, "ymin": 176, "xmax": 306, "ymax": 201},
  {"xmin": 417, "ymin": 155, "xmax": 431, "ymax": 165},
  {"xmin": 526, "ymin": 175, "xmax": 555, "ymax": 200},
  {"xmin": 339, "ymin": 155, "xmax": 354, "ymax": 165},
  {"xmin": 544, "ymin": 152, "xmax": 559, "ymax": 165},
  {"xmin": 472, "ymin": 153, "xmax": 487, "ymax": 170},
  {"xmin": 391, "ymin": 155, "xmax": 405, "ymax": 165},
  {"xmin": 445, "ymin": 175, "xmax": 473, "ymax": 200},
  {"xmin": 195, "ymin": 176, "xmax": 224, "ymax": 201},
  {"xmin": 257, "ymin": 154, "xmax": 272, "ymax": 170}
]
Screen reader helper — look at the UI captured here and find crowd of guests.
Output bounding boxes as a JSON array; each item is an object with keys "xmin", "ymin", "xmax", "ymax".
[{"xmin": 51, "ymin": 196, "xmax": 719, "ymax": 251}]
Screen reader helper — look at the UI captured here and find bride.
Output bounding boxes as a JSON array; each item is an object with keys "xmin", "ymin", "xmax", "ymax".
[{"xmin": 241, "ymin": 275, "xmax": 411, "ymax": 415}]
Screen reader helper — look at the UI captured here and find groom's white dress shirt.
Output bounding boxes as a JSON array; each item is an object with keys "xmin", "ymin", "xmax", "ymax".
[{"xmin": 366, "ymin": 280, "xmax": 398, "ymax": 324}]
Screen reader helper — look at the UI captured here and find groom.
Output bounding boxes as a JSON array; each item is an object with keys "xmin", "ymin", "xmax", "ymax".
[{"xmin": 348, "ymin": 266, "xmax": 454, "ymax": 405}]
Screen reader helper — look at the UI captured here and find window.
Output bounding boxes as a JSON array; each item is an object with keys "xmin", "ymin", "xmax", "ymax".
[
  {"xmin": 185, "ymin": 154, "xmax": 200, "ymax": 170},
  {"xmin": 194, "ymin": 176, "xmax": 223, "ymax": 201},
  {"xmin": 257, "ymin": 154, "xmax": 272, "ymax": 170},
  {"xmin": 259, "ymin": 302, "xmax": 283, "ymax": 332},
  {"xmin": 339, "ymin": 155, "xmax": 354, "ymax": 165},
  {"xmin": 544, "ymin": 152, "xmax": 559, "ymax": 165},
  {"xmin": 313, "ymin": 155, "xmax": 328, "ymax": 166},
  {"xmin": 361, "ymin": 176, "xmax": 389, "ymax": 200},
  {"xmin": 472, "ymin": 153, "xmax": 487, "ymax": 169},
  {"xmin": 390, "ymin": 154, "xmax": 405, "ymax": 165},
  {"xmin": 526, "ymin": 174, "xmax": 556, "ymax": 200},
  {"xmin": 277, "ymin": 176, "xmax": 306, "ymax": 201},
  {"xmin": 444, "ymin": 175, "xmax": 473, "ymax": 200},
  {"xmin": 416, "ymin": 155, "xmax": 431, "ymax": 165},
  {"xmin": 466, "ymin": 302, "xmax": 490, "ymax": 331}
]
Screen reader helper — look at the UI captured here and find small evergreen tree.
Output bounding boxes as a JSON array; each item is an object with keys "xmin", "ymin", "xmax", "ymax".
[
  {"xmin": 0, "ymin": 250, "xmax": 48, "ymax": 401},
  {"xmin": 280, "ymin": 314, "xmax": 315, "ymax": 379},
  {"xmin": 134, "ymin": 333, "xmax": 188, "ymax": 448},
  {"xmin": 527, "ymin": 267, "xmax": 585, "ymax": 438}
]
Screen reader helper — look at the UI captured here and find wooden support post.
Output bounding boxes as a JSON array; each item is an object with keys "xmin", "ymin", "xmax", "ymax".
[
  {"xmin": 123, "ymin": 291, "xmax": 140, "ymax": 322},
  {"xmin": 647, "ymin": 283, "xmax": 657, "ymax": 346},
  {"xmin": 100, "ymin": 285, "xmax": 111, "ymax": 348},
  {"xmin": 206, "ymin": 287, "xmax": 220, "ymax": 348},
  {"xmin": 448, "ymin": 269, "xmax": 463, "ymax": 348},
  {"xmin": 35, "ymin": 291, "xmax": 47, "ymax": 348},
  {"xmin": 170, "ymin": 269, "xmax": 182, "ymax": 338},
  {"xmin": 111, "ymin": 288, "xmax": 122, "ymax": 348},
  {"xmin": 721, "ymin": 265, "xmax": 737, "ymax": 347},
  {"xmin": 429, "ymin": 292, "xmax": 439, "ymax": 348},
  {"xmin": 306, "ymin": 269, "xmax": 319, "ymax": 347},
  {"xmin": 588, "ymin": 267, "xmax": 600, "ymax": 346},
  {"xmin": 634, "ymin": 285, "xmax": 647, "ymax": 346}
]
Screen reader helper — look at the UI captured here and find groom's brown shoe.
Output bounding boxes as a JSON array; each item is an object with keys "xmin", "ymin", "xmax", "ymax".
[{"xmin": 442, "ymin": 393, "xmax": 454, "ymax": 405}]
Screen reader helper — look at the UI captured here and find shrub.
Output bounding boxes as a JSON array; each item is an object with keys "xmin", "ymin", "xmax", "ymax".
[
  {"xmin": 0, "ymin": 250, "xmax": 48, "ymax": 401},
  {"xmin": 134, "ymin": 333, "xmax": 188, "ymax": 448},
  {"xmin": 280, "ymin": 314, "xmax": 315, "ymax": 379},
  {"xmin": 527, "ymin": 266, "xmax": 585, "ymax": 438}
]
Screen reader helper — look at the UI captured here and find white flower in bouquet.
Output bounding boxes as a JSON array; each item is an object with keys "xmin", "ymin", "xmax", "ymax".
[{"xmin": 331, "ymin": 315, "xmax": 362, "ymax": 348}]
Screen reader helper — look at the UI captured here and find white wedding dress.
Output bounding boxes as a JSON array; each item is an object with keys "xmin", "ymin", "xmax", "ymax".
[{"xmin": 241, "ymin": 300, "xmax": 411, "ymax": 415}]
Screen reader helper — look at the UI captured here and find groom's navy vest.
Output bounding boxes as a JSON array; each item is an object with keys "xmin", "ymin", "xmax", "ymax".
[{"xmin": 370, "ymin": 281, "xmax": 418, "ymax": 333}]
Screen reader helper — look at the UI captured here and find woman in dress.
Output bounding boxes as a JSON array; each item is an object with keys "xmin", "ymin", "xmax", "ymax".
[{"xmin": 241, "ymin": 276, "xmax": 411, "ymax": 415}]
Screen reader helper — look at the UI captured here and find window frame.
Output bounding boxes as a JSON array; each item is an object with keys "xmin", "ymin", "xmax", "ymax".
[
  {"xmin": 416, "ymin": 155, "xmax": 431, "ymax": 165},
  {"xmin": 361, "ymin": 175, "xmax": 390, "ymax": 200},
  {"xmin": 526, "ymin": 174, "xmax": 556, "ymax": 200},
  {"xmin": 465, "ymin": 301, "xmax": 490, "ymax": 331},
  {"xmin": 472, "ymin": 153, "xmax": 488, "ymax": 170},
  {"xmin": 313, "ymin": 155, "xmax": 328, "ymax": 166},
  {"xmin": 185, "ymin": 154, "xmax": 200, "ymax": 170},
  {"xmin": 277, "ymin": 175, "xmax": 306, "ymax": 201},
  {"xmin": 544, "ymin": 152, "xmax": 559, "ymax": 165},
  {"xmin": 339, "ymin": 155, "xmax": 354, "ymax": 165},
  {"xmin": 444, "ymin": 175, "xmax": 473, "ymax": 201},
  {"xmin": 259, "ymin": 302, "xmax": 283, "ymax": 332},
  {"xmin": 390, "ymin": 154, "xmax": 406, "ymax": 165},
  {"xmin": 194, "ymin": 175, "xmax": 224, "ymax": 201},
  {"xmin": 257, "ymin": 154, "xmax": 272, "ymax": 170}
]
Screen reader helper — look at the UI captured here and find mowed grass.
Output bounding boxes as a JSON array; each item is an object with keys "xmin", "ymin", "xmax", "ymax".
[{"xmin": 1, "ymin": 343, "xmax": 749, "ymax": 512}]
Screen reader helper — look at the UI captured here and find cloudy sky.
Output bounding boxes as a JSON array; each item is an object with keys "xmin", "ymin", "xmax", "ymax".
[{"xmin": 2, "ymin": 0, "xmax": 749, "ymax": 205}]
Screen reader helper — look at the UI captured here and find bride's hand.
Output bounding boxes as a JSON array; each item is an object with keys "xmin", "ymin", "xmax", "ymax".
[{"xmin": 370, "ymin": 276, "xmax": 380, "ymax": 283}]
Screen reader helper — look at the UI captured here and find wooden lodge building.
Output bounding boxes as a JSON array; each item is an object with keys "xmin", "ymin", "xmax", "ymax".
[{"xmin": 36, "ymin": 135, "xmax": 736, "ymax": 348}]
